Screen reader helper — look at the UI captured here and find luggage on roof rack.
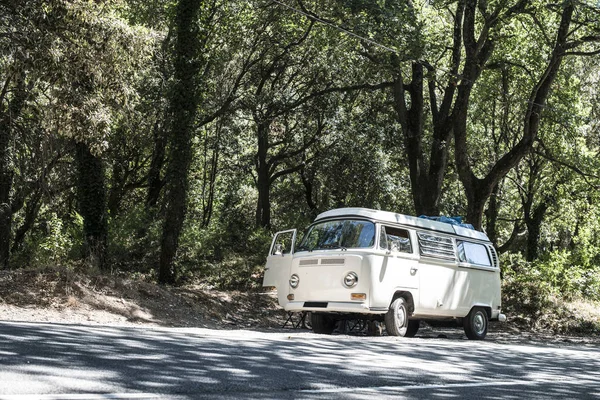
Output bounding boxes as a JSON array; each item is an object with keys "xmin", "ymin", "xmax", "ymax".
[{"xmin": 418, "ymin": 215, "xmax": 475, "ymax": 230}]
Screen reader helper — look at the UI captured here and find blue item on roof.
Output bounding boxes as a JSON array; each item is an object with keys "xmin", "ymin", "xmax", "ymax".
[{"xmin": 418, "ymin": 215, "xmax": 475, "ymax": 230}]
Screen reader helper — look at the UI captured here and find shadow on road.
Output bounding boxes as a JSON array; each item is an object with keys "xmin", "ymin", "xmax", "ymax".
[{"xmin": 0, "ymin": 322, "xmax": 599, "ymax": 399}]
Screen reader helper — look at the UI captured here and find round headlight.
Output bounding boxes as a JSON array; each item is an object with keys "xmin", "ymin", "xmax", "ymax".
[
  {"xmin": 289, "ymin": 274, "xmax": 300, "ymax": 288},
  {"xmin": 343, "ymin": 272, "xmax": 358, "ymax": 288}
]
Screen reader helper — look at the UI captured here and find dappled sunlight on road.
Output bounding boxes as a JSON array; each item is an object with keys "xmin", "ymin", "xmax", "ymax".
[{"xmin": 0, "ymin": 322, "xmax": 598, "ymax": 399}]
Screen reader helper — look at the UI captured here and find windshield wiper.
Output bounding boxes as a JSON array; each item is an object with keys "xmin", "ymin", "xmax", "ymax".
[
  {"xmin": 296, "ymin": 245, "xmax": 316, "ymax": 252},
  {"xmin": 321, "ymin": 243, "xmax": 347, "ymax": 251}
]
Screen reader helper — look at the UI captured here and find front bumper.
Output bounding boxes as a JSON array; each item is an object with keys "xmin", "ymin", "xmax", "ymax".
[
  {"xmin": 491, "ymin": 309, "xmax": 507, "ymax": 322},
  {"xmin": 284, "ymin": 301, "xmax": 384, "ymax": 314}
]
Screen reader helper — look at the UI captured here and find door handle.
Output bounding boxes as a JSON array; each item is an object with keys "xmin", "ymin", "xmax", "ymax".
[{"xmin": 410, "ymin": 267, "xmax": 418, "ymax": 274}]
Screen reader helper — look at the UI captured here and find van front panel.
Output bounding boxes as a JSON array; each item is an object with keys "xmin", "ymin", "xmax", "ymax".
[{"xmin": 286, "ymin": 253, "xmax": 372, "ymax": 310}]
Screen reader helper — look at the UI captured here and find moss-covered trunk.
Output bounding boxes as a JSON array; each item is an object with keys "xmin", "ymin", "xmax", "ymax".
[
  {"xmin": 75, "ymin": 142, "xmax": 108, "ymax": 270},
  {"xmin": 158, "ymin": 0, "xmax": 206, "ymax": 284}
]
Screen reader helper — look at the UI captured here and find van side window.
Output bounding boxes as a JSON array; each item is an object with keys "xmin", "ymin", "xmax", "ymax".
[
  {"xmin": 417, "ymin": 232, "xmax": 456, "ymax": 260},
  {"xmin": 381, "ymin": 226, "xmax": 412, "ymax": 253},
  {"xmin": 457, "ymin": 241, "xmax": 492, "ymax": 266}
]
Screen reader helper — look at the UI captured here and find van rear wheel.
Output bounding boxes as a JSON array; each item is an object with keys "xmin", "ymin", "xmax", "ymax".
[
  {"xmin": 463, "ymin": 307, "xmax": 488, "ymax": 340},
  {"xmin": 311, "ymin": 313, "xmax": 335, "ymax": 334},
  {"xmin": 385, "ymin": 298, "xmax": 419, "ymax": 337}
]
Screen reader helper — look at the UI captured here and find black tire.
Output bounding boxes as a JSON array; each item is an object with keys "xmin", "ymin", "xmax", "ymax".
[
  {"xmin": 385, "ymin": 297, "xmax": 417, "ymax": 337},
  {"xmin": 311, "ymin": 313, "xmax": 335, "ymax": 334},
  {"xmin": 406, "ymin": 319, "xmax": 420, "ymax": 337},
  {"xmin": 463, "ymin": 307, "xmax": 488, "ymax": 340}
]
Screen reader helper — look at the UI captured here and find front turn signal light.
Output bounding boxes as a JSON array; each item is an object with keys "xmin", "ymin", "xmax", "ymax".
[
  {"xmin": 351, "ymin": 293, "xmax": 366, "ymax": 301},
  {"xmin": 287, "ymin": 294, "xmax": 295, "ymax": 301}
]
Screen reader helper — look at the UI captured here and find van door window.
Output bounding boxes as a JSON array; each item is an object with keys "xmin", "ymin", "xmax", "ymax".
[
  {"xmin": 457, "ymin": 241, "xmax": 492, "ymax": 266},
  {"xmin": 381, "ymin": 226, "xmax": 412, "ymax": 253},
  {"xmin": 271, "ymin": 231, "xmax": 295, "ymax": 255}
]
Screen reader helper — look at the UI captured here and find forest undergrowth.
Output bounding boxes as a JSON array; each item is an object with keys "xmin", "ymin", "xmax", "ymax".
[{"xmin": 1, "ymin": 265, "xmax": 598, "ymax": 338}]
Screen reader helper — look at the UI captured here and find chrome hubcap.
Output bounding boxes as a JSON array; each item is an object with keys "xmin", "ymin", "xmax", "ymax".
[
  {"xmin": 396, "ymin": 306, "xmax": 406, "ymax": 327},
  {"xmin": 474, "ymin": 312, "xmax": 485, "ymax": 334}
]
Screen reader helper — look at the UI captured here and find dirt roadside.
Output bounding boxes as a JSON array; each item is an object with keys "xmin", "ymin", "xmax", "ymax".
[
  {"xmin": 1, "ymin": 268, "xmax": 598, "ymax": 346},
  {"xmin": 0, "ymin": 268, "xmax": 286, "ymax": 330}
]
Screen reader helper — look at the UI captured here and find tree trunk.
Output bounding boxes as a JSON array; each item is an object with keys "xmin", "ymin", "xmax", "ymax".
[
  {"xmin": 11, "ymin": 190, "xmax": 42, "ymax": 253},
  {"xmin": 146, "ymin": 29, "xmax": 173, "ymax": 209},
  {"xmin": 525, "ymin": 201, "xmax": 548, "ymax": 261},
  {"xmin": 465, "ymin": 186, "xmax": 491, "ymax": 232},
  {"xmin": 390, "ymin": 3, "xmax": 464, "ymax": 217},
  {"xmin": 158, "ymin": 0, "xmax": 205, "ymax": 284},
  {"xmin": 484, "ymin": 183, "xmax": 501, "ymax": 245},
  {"xmin": 0, "ymin": 73, "xmax": 27, "ymax": 268},
  {"xmin": 107, "ymin": 162, "xmax": 124, "ymax": 216},
  {"xmin": 300, "ymin": 162, "xmax": 317, "ymax": 213},
  {"xmin": 146, "ymin": 116, "xmax": 168, "ymax": 208},
  {"xmin": 75, "ymin": 142, "xmax": 108, "ymax": 270},
  {"xmin": 393, "ymin": 66, "xmax": 445, "ymax": 216},
  {"xmin": 0, "ymin": 129, "xmax": 12, "ymax": 268},
  {"xmin": 201, "ymin": 122, "xmax": 220, "ymax": 228},
  {"xmin": 255, "ymin": 120, "xmax": 271, "ymax": 228},
  {"xmin": 392, "ymin": 56, "xmax": 456, "ymax": 217}
]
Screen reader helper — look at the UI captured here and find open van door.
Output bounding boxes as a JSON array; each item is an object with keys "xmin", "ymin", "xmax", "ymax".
[{"xmin": 263, "ymin": 229, "xmax": 296, "ymax": 307}]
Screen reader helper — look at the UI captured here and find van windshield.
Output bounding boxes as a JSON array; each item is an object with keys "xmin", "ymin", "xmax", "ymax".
[{"xmin": 296, "ymin": 220, "xmax": 375, "ymax": 251}]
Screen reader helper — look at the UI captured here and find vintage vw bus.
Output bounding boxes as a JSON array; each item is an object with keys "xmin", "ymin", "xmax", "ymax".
[{"xmin": 263, "ymin": 207, "xmax": 506, "ymax": 340}]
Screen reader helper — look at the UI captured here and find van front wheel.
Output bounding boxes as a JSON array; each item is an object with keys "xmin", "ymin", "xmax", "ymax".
[
  {"xmin": 463, "ymin": 307, "xmax": 488, "ymax": 340},
  {"xmin": 311, "ymin": 313, "xmax": 335, "ymax": 334},
  {"xmin": 385, "ymin": 298, "xmax": 419, "ymax": 337}
]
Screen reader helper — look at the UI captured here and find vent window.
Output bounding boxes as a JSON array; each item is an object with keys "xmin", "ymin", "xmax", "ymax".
[
  {"xmin": 417, "ymin": 232, "xmax": 456, "ymax": 260},
  {"xmin": 488, "ymin": 245, "xmax": 498, "ymax": 268}
]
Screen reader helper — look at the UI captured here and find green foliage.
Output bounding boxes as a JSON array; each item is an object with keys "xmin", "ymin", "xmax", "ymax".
[
  {"xmin": 175, "ymin": 206, "xmax": 272, "ymax": 289},
  {"xmin": 501, "ymin": 251, "xmax": 600, "ymax": 334},
  {"xmin": 502, "ymin": 245, "xmax": 600, "ymax": 326},
  {"xmin": 108, "ymin": 203, "xmax": 162, "ymax": 273},
  {"xmin": 502, "ymin": 253, "xmax": 554, "ymax": 319},
  {"xmin": 11, "ymin": 209, "xmax": 82, "ymax": 269}
]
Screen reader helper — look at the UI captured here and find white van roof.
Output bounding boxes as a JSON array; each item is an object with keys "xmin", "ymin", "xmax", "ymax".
[{"xmin": 315, "ymin": 207, "xmax": 490, "ymax": 242}]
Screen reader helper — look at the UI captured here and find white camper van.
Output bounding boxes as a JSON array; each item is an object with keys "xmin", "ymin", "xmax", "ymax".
[{"xmin": 263, "ymin": 207, "xmax": 506, "ymax": 340}]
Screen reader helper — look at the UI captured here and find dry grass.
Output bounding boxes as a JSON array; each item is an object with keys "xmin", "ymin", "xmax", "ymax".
[
  {"xmin": 0, "ymin": 267, "xmax": 286, "ymax": 329},
  {"xmin": 505, "ymin": 295, "xmax": 600, "ymax": 336},
  {"xmin": 64, "ymin": 295, "xmax": 79, "ymax": 308}
]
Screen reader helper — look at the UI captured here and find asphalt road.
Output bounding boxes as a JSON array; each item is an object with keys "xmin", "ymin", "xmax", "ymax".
[{"xmin": 0, "ymin": 321, "xmax": 599, "ymax": 399}]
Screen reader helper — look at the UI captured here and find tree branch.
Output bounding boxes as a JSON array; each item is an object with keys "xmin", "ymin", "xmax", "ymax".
[
  {"xmin": 564, "ymin": 48, "xmax": 600, "ymax": 56},
  {"xmin": 269, "ymin": 159, "xmax": 312, "ymax": 184},
  {"xmin": 272, "ymin": 81, "xmax": 393, "ymax": 119},
  {"xmin": 535, "ymin": 142, "xmax": 600, "ymax": 183}
]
